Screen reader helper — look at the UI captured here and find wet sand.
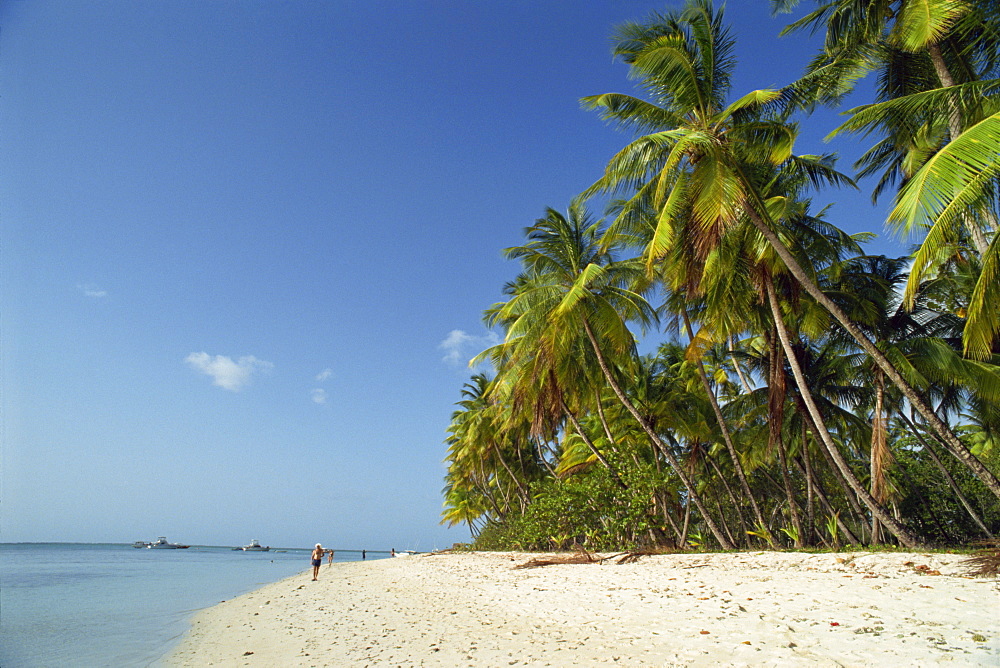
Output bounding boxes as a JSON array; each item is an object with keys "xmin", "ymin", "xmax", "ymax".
[{"xmin": 163, "ymin": 550, "xmax": 999, "ymax": 666}]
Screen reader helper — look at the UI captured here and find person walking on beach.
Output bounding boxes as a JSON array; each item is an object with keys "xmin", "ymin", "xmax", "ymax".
[
  {"xmin": 311, "ymin": 543, "xmax": 324, "ymax": 581},
  {"xmin": 327, "ymin": 549, "xmax": 334, "ymax": 568}
]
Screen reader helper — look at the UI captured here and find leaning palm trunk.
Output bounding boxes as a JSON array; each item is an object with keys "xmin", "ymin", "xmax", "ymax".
[
  {"xmin": 777, "ymin": 434, "xmax": 806, "ymax": 547},
  {"xmin": 926, "ymin": 42, "xmax": 991, "ymax": 254},
  {"xmin": 683, "ymin": 311, "xmax": 771, "ymax": 542},
  {"xmin": 582, "ymin": 320, "xmax": 736, "ymax": 549},
  {"xmin": 897, "ymin": 411, "xmax": 995, "ymax": 539},
  {"xmin": 698, "ymin": 439, "xmax": 752, "ymax": 543},
  {"xmin": 561, "ymin": 399, "xmax": 628, "ymax": 490},
  {"xmin": 769, "ymin": 329, "xmax": 805, "ymax": 546},
  {"xmin": 765, "ymin": 281, "xmax": 927, "ymax": 548},
  {"xmin": 801, "ymin": 429, "xmax": 817, "ymax": 543},
  {"xmin": 870, "ymin": 372, "xmax": 889, "ymax": 544},
  {"xmin": 793, "ymin": 452, "xmax": 862, "ymax": 546},
  {"xmin": 744, "ymin": 202, "xmax": 1000, "ymax": 502},
  {"xmin": 730, "ymin": 336, "xmax": 754, "ymax": 392},
  {"xmin": 491, "ymin": 442, "xmax": 531, "ymax": 507}
]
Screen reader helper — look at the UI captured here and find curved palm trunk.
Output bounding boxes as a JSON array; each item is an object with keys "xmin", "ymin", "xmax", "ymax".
[
  {"xmin": 594, "ymin": 394, "xmax": 616, "ymax": 445},
  {"xmin": 777, "ymin": 434, "xmax": 805, "ymax": 547},
  {"xmin": 561, "ymin": 399, "xmax": 628, "ymax": 490},
  {"xmin": 696, "ymin": 437, "xmax": 751, "ymax": 544},
  {"xmin": 535, "ymin": 439, "xmax": 558, "ymax": 478},
  {"xmin": 491, "ymin": 442, "xmax": 531, "ymax": 508},
  {"xmin": 729, "ymin": 336, "xmax": 754, "ymax": 393},
  {"xmin": 806, "ymin": 408, "xmax": 872, "ymax": 539},
  {"xmin": 745, "ymin": 205, "xmax": 1000, "ymax": 502},
  {"xmin": 801, "ymin": 428, "xmax": 817, "ymax": 543},
  {"xmin": 682, "ymin": 312, "xmax": 770, "ymax": 541},
  {"xmin": 659, "ymin": 498, "xmax": 684, "ymax": 546},
  {"xmin": 898, "ymin": 411, "xmax": 995, "ymax": 539},
  {"xmin": 768, "ymin": 329, "xmax": 804, "ymax": 546},
  {"xmin": 793, "ymin": 452, "xmax": 862, "ymax": 546},
  {"xmin": 926, "ymin": 43, "xmax": 992, "ymax": 251},
  {"xmin": 765, "ymin": 281, "xmax": 927, "ymax": 548},
  {"xmin": 581, "ymin": 320, "xmax": 736, "ymax": 549},
  {"xmin": 870, "ymin": 371, "xmax": 891, "ymax": 545},
  {"xmin": 472, "ymin": 465, "xmax": 504, "ymax": 520}
]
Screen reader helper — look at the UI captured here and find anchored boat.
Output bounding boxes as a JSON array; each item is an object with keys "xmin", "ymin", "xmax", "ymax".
[
  {"xmin": 146, "ymin": 536, "xmax": 189, "ymax": 549},
  {"xmin": 232, "ymin": 539, "xmax": 270, "ymax": 552}
]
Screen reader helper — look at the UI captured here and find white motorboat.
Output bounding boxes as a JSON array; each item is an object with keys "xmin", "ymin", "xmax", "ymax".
[
  {"xmin": 131, "ymin": 541, "xmax": 151, "ymax": 548},
  {"xmin": 147, "ymin": 536, "xmax": 189, "ymax": 549},
  {"xmin": 233, "ymin": 539, "xmax": 270, "ymax": 552}
]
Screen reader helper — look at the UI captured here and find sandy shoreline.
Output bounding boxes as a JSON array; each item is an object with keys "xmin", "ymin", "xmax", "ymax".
[{"xmin": 162, "ymin": 551, "xmax": 998, "ymax": 667}]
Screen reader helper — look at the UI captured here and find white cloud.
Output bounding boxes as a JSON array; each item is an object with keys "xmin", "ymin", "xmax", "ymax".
[
  {"xmin": 77, "ymin": 284, "xmax": 107, "ymax": 298},
  {"xmin": 438, "ymin": 329, "xmax": 499, "ymax": 366},
  {"xmin": 315, "ymin": 368, "xmax": 333, "ymax": 382},
  {"xmin": 185, "ymin": 352, "xmax": 273, "ymax": 392},
  {"xmin": 310, "ymin": 388, "xmax": 328, "ymax": 404}
]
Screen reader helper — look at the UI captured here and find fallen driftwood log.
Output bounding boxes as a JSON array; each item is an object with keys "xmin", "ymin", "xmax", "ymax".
[
  {"xmin": 513, "ymin": 547, "xmax": 682, "ymax": 569},
  {"xmin": 615, "ymin": 548, "xmax": 679, "ymax": 564},
  {"xmin": 514, "ymin": 549, "xmax": 600, "ymax": 570}
]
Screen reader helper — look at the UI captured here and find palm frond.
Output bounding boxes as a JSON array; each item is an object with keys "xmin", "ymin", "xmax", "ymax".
[
  {"xmin": 889, "ymin": 110, "xmax": 1000, "ymax": 235},
  {"xmin": 964, "ymin": 235, "xmax": 1000, "ymax": 359},
  {"xmin": 890, "ymin": 0, "xmax": 971, "ymax": 52}
]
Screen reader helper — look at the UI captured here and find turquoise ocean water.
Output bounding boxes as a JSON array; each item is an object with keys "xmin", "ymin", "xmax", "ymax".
[{"xmin": 0, "ymin": 543, "xmax": 386, "ymax": 667}]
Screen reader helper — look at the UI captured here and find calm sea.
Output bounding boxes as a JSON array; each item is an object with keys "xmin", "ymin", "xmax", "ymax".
[{"xmin": 0, "ymin": 543, "xmax": 386, "ymax": 667}]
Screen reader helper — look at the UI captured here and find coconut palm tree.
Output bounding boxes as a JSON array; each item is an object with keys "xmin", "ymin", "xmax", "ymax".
[
  {"xmin": 482, "ymin": 200, "xmax": 737, "ymax": 549},
  {"xmin": 584, "ymin": 0, "xmax": 1000, "ymax": 510},
  {"xmin": 775, "ymin": 0, "xmax": 1000, "ymax": 356}
]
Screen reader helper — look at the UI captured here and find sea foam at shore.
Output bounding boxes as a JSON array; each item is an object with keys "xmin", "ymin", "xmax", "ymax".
[{"xmin": 165, "ymin": 550, "xmax": 999, "ymax": 666}]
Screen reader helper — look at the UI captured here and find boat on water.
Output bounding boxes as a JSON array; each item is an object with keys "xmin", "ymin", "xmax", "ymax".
[
  {"xmin": 131, "ymin": 541, "xmax": 150, "ymax": 549},
  {"xmin": 146, "ymin": 536, "xmax": 190, "ymax": 549},
  {"xmin": 232, "ymin": 539, "xmax": 270, "ymax": 552}
]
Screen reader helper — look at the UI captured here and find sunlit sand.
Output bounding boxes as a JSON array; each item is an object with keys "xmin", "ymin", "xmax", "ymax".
[{"xmin": 164, "ymin": 551, "xmax": 998, "ymax": 666}]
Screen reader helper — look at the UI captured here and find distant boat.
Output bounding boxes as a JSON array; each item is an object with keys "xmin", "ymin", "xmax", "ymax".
[
  {"xmin": 147, "ymin": 536, "xmax": 189, "ymax": 549},
  {"xmin": 232, "ymin": 539, "xmax": 270, "ymax": 552},
  {"xmin": 131, "ymin": 541, "xmax": 151, "ymax": 549}
]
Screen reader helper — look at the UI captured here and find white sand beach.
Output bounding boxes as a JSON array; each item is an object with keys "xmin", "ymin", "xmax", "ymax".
[{"xmin": 163, "ymin": 551, "xmax": 999, "ymax": 667}]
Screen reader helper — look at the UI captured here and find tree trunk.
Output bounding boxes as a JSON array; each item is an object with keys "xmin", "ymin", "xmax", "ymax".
[
  {"xmin": 729, "ymin": 336, "xmax": 754, "ymax": 392},
  {"xmin": 802, "ymin": 424, "xmax": 817, "ymax": 544},
  {"xmin": 793, "ymin": 453, "xmax": 863, "ymax": 546},
  {"xmin": 769, "ymin": 328, "xmax": 805, "ymax": 546},
  {"xmin": 765, "ymin": 280, "xmax": 927, "ymax": 547},
  {"xmin": 870, "ymin": 371, "xmax": 890, "ymax": 545},
  {"xmin": 491, "ymin": 441, "xmax": 531, "ymax": 505},
  {"xmin": 743, "ymin": 204, "xmax": 1000, "ymax": 502},
  {"xmin": 926, "ymin": 42, "xmax": 991, "ymax": 254},
  {"xmin": 777, "ymin": 433, "xmax": 805, "ymax": 547},
  {"xmin": 683, "ymin": 311, "xmax": 770, "ymax": 542},
  {"xmin": 561, "ymin": 399, "xmax": 628, "ymax": 490},
  {"xmin": 581, "ymin": 319, "xmax": 736, "ymax": 549},
  {"xmin": 898, "ymin": 411, "xmax": 995, "ymax": 539}
]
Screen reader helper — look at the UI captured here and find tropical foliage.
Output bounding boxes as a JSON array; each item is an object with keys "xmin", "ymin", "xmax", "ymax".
[{"xmin": 442, "ymin": 0, "xmax": 1000, "ymax": 551}]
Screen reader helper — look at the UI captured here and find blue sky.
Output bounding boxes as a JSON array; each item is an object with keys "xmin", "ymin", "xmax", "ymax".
[{"xmin": 1, "ymin": 1, "xmax": 904, "ymax": 551}]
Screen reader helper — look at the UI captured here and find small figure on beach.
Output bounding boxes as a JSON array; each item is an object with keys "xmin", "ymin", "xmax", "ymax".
[
  {"xmin": 311, "ymin": 543, "xmax": 324, "ymax": 581},
  {"xmin": 362, "ymin": 549, "xmax": 366, "ymax": 560},
  {"xmin": 391, "ymin": 548, "xmax": 395, "ymax": 556},
  {"xmin": 327, "ymin": 549, "xmax": 334, "ymax": 567}
]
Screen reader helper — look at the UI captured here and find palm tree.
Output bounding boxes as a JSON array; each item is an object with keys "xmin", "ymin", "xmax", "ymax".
[
  {"xmin": 584, "ymin": 0, "xmax": 1000, "ymax": 511},
  {"xmin": 483, "ymin": 200, "xmax": 737, "ymax": 549},
  {"xmin": 775, "ymin": 0, "xmax": 1000, "ymax": 355}
]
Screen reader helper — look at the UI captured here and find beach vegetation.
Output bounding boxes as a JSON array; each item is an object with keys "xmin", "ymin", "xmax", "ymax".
[{"xmin": 443, "ymin": 0, "xmax": 1000, "ymax": 552}]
